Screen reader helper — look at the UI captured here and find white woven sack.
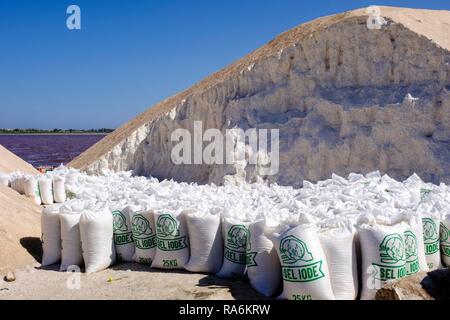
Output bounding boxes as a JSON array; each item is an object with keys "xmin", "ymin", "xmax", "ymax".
[
  {"xmin": 422, "ymin": 216, "xmax": 442, "ymax": 270},
  {"xmin": 184, "ymin": 209, "xmax": 223, "ymax": 273},
  {"xmin": 0, "ymin": 174, "xmax": 9, "ymax": 187},
  {"xmin": 216, "ymin": 217, "xmax": 250, "ymax": 280},
  {"xmin": 404, "ymin": 213, "xmax": 429, "ymax": 274},
  {"xmin": 247, "ymin": 220, "xmax": 281, "ymax": 297},
  {"xmin": 38, "ymin": 177, "xmax": 54, "ymax": 205},
  {"xmin": 151, "ymin": 210, "xmax": 190, "ymax": 269},
  {"xmin": 358, "ymin": 221, "xmax": 408, "ymax": 300},
  {"xmin": 112, "ymin": 206, "xmax": 136, "ymax": 262},
  {"xmin": 273, "ymin": 224, "xmax": 335, "ymax": 300},
  {"xmin": 60, "ymin": 211, "xmax": 83, "ymax": 271},
  {"xmin": 41, "ymin": 205, "xmax": 62, "ymax": 266},
  {"xmin": 24, "ymin": 176, "xmax": 41, "ymax": 205},
  {"xmin": 131, "ymin": 210, "xmax": 157, "ymax": 264},
  {"xmin": 53, "ymin": 175, "xmax": 66, "ymax": 203},
  {"xmin": 80, "ymin": 206, "xmax": 116, "ymax": 273},
  {"xmin": 319, "ymin": 226, "xmax": 358, "ymax": 300},
  {"xmin": 440, "ymin": 215, "xmax": 450, "ymax": 267}
]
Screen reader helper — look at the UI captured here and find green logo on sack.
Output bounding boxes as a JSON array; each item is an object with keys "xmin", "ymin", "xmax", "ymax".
[
  {"xmin": 227, "ymin": 225, "xmax": 249, "ymax": 250},
  {"xmin": 224, "ymin": 225, "xmax": 249, "ymax": 265},
  {"xmin": 132, "ymin": 214, "xmax": 156, "ymax": 250},
  {"xmin": 279, "ymin": 236, "xmax": 325, "ymax": 283},
  {"xmin": 156, "ymin": 214, "xmax": 187, "ymax": 251},
  {"xmin": 371, "ymin": 233, "xmax": 406, "ymax": 281},
  {"xmin": 404, "ymin": 231, "xmax": 419, "ymax": 275},
  {"xmin": 404, "ymin": 231, "xmax": 418, "ymax": 260},
  {"xmin": 156, "ymin": 214, "xmax": 180, "ymax": 238},
  {"xmin": 423, "ymin": 218, "xmax": 438, "ymax": 241},
  {"xmin": 112, "ymin": 211, "xmax": 128, "ymax": 233},
  {"xmin": 280, "ymin": 235, "xmax": 313, "ymax": 265},
  {"xmin": 423, "ymin": 218, "xmax": 439, "ymax": 255},
  {"xmin": 112, "ymin": 211, "xmax": 133, "ymax": 246},
  {"xmin": 379, "ymin": 234, "xmax": 404, "ymax": 264},
  {"xmin": 132, "ymin": 214, "xmax": 153, "ymax": 238},
  {"xmin": 440, "ymin": 223, "xmax": 450, "ymax": 258},
  {"xmin": 441, "ymin": 224, "xmax": 449, "ymax": 243}
]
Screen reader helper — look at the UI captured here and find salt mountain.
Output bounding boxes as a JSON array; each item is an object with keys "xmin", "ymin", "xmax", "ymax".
[{"xmin": 69, "ymin": 7, "xmax": 450, "ymax": 187}]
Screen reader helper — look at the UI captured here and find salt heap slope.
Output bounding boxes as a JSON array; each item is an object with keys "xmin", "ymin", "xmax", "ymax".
[
  {"xmin": 0, "ymin": 146, "xmax": 41, "ymax": 272},
  {"xmin": 69, "ymin": 7, "xmax": 450, "ymax": 187}
]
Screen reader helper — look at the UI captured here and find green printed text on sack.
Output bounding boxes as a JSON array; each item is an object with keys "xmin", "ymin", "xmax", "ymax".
[
  {"xmin": 425, "ymin": 240, "xmax": 439, "ymax": 255},
  {"xmin": 157, "ymin": 236, "xmax": 188, "ymax": 251},
  {"xmin": 246, "ymin": 251, "xmax": 257, "ymax": 267},
  {"xmin": 224, "ymin": 246, "xmax": 247, "ymax": 265},
  {"xmin": 372, "ymin": 263, "xmax": 406, "ymax": 281},
  {"xmin": 134, "ymin": 234, "xmax": 157, "ymax": 250},
  {"xmin": 114, "ymin": 232, "xmax": 133, "ymax": 245},
  {"xmin": 406, "ymin": 259, "xmax": 419, "ymax": 275},
  {"xmin": 281, "ymin": 261, "xmax": 325, "ymax": 283}
]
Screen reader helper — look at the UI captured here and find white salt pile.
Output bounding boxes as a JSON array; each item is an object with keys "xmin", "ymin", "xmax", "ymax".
[{"xmin": 2, "ymin": 166, "xmax": 450, "ymax": 300}]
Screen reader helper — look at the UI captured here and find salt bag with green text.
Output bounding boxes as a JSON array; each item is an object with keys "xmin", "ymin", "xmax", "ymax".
[
  {"xmin": 112, "ymin": 206, "xmax": 136, "ymax": 262},
  {"xmin": 151, "ymin": 210, "xmax": 190, "ymax": 269},
  {"xmin": 131, "ymin": 210, "xmax": 157, "ymax": 265},
  {"xmin": 216, "ymin": 217, "xmax": 250, "ymax": 280},
  {"xmin": 272, "ymin": 223, "xmax": 335, "ymax": 300},
  {"xmin": 357, "ymin": 215, "xmax": 408, "ymax": 300},
  {"xmin": 403, "ymin": 212, "xmax": 429, "ymax": 274},
  {"xmin": 440, "ymin": 215, "xmax": 450, "ymax": 267}
]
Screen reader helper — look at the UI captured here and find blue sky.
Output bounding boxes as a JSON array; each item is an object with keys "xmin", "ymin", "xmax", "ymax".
[{"xmin": 0, "ymin": 0, "xmax": 449, "ymax": 129}]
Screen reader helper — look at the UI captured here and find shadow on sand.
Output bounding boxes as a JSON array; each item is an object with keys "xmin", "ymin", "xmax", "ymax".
[
  {"xmin": 19, "ymin": 237, "xmax": 42, "ymax": 263},
  {"xmin": 111, "ymin": 263, "xmax": 267, "ymax": 300},
  {"xmin": 197, "ymin": 275, "xmax": 268, "ymax": 300}
]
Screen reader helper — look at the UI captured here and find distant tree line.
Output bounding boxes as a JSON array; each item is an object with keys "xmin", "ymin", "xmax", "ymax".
[{"xmin": 0, "ymin": 128, "xmax": 114, "ymax": 134}]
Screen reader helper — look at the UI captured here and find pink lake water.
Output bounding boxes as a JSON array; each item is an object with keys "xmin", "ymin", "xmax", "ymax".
[{"xmin": 0, "ymin": 134, "xmax": 105, "ymax": 167}]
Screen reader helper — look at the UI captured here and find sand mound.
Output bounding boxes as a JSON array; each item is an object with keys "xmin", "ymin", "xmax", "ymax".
[
  {"xmin": 0, "ymin": 145, "xmax": 41, "ymax": 274},
  {"xmin": 0, "ymin": 185, "xmax": 41, "ymax": 274},
  {"xmin": 0, "ymin": 144, "xmax": 39, "ymax": 175}
]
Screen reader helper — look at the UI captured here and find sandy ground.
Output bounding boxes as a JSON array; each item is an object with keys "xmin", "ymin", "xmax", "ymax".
[{"xmin": 0, "ymin": 263, "xmax": 266, "ymax": 300}]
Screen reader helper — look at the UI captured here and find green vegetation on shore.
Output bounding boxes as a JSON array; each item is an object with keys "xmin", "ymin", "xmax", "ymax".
[{"xmin": 0, "ymin": 128, "xmax": 114, "ymax": 134}]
